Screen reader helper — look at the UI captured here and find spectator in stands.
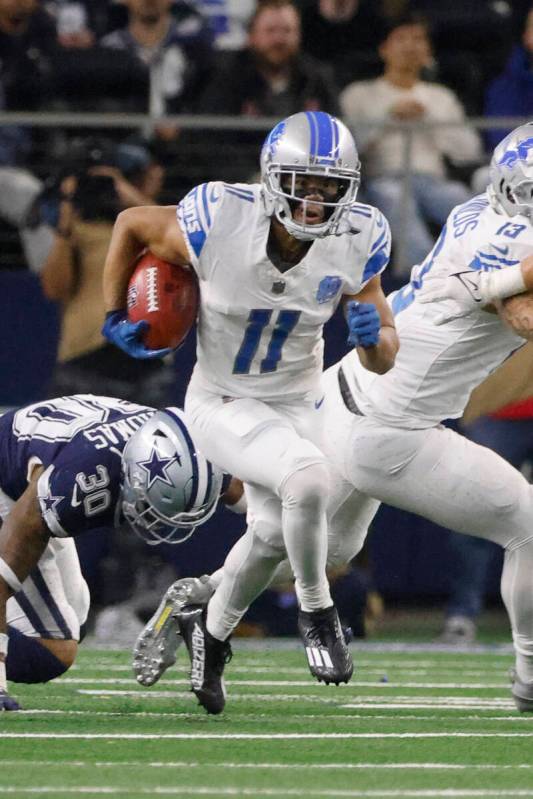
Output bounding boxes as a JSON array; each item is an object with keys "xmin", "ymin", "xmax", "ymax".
[
  {"xmin": 340, "ymin": 12, "xmax": 482, "ymax": 273},
  {"xmin": 0, "ymin": 0, "xmax": 58, "ymax": 111},
  {"xmin": 297, "ymin": 0, "xmax": 386, "ymax": 89},
  {"xmin": 39, "ymin": 137, "xmax": 171, "ymax": 405},
  {"xmin": 191, "ymin": 0, "xmax": 256, "ymax": 51},
  {"xmin": 484, "ymin": 4, "xmax": 533, "ymax": 151},
  {"xmin": 198, "ymin": 0, "xmax": 339, "ymax": 117},
  {"xmin": 100, "ymin": 0, "xmax": 214, "ymax": 117}
]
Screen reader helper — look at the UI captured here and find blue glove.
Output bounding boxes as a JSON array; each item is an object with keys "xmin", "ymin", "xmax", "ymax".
[
  {"xmin": 102, "ymin": 310, "xmax": 172, "ymax": 360},
  {"xmin": 346, "ymin": 301, "xmax": 381, "ymax": 348},
  {"xmin": 0, "ymin": 689, "xmax": 20, "ymax": 711}
]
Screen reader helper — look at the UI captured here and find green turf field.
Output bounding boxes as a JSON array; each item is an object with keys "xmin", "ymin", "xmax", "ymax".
[{"xmin": 2, "ymin": 641, "xmax": 533, "ymax": 798}]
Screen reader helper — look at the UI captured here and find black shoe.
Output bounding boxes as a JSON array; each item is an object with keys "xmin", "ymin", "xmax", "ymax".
[
  {"xmin": 177, "ymin": 604, "xmax": 232, "ymax": 715},
  {"xmin": 298, "ymin": 605, "xmax": 353, "ymax": 685}
]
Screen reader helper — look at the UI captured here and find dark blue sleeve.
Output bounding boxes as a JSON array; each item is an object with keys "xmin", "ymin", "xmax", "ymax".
[{"xmin": 36, "ymin": 445, "xmax": 123, "ymax": 538}]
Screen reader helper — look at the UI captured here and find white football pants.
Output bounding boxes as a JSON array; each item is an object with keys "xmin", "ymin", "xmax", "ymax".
[
  {"xmin": 185, "ymin": 380, "xmax": 332, "ymax": 636},
  {"xmin": 1, "ymin": 488, "xmax": 90, "ymax": 640},
  {"xmin": 322, "ymin": 364, "xmax": 533, "ymax": 659}
]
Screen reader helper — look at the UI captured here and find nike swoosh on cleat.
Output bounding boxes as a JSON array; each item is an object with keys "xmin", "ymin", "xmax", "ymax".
[{"xmin": 314, "ymin": 396, "xmax": 325, "ymax": 410}]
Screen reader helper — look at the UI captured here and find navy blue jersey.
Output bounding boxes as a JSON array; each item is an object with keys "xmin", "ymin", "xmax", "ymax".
[{"xmin": 0, "ymin": 396, "xmax": 155, "ymax": 537}]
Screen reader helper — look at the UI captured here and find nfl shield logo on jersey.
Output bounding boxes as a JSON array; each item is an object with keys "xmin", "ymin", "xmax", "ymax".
[{"xmin": 316, "ymin": 276, "xmax": 342, "ymax": 304}]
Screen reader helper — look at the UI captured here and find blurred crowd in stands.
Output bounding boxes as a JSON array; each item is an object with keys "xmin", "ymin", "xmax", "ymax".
[
  {"xmin": 2, "ymin": 0, "xmax": 533, "ymax": 276},
  {"xmin": 3, "ymin": 0, "xmax": 533, "ymax": 644}
]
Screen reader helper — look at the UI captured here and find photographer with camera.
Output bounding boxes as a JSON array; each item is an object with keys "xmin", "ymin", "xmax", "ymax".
[{"xmin": 39, "ymin": 137, "xmax": 171, "ymax": 406}]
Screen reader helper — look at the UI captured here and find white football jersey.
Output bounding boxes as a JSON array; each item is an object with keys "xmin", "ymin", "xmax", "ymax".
[
  {"xmin": 341, "ymin": 193, "xmax": 529, "ymax": 428},
  {"xmin": 177, "ymin": 182, "xmax": 390, "ymax": 401}
]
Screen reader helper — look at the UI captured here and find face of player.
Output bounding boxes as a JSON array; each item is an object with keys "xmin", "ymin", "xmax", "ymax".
[
  {"xmin": 380, "ymin": 23, "xmax": 431, "ymax": 74},
  {"xmin": 248, "ymin": 5, "xmax": 301, "ymax": 69},
  {"xmin": 281, "ymin": 173, "xmax": 348, "ymax": 225}
]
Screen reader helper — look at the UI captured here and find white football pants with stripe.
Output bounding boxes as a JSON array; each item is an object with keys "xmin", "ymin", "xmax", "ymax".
[
  {"xmin": 0, "ymin": 488, "xmax": 89, "ymax": 641},
  {"xmin": 321, "ymin": 364, "xmax": 533, "ymax": 662},
  {"xmin": 185, "ymin": 379, "xmax": 332, "ymax": 638}
]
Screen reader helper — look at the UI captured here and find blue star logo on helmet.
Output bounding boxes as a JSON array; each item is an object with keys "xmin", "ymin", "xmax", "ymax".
[
  {"xmin": 498, "ymin": 137, "xmax": 533, "ymax": 168},
  {"xmin": 139, "ymin": 447, "xmax": 180, "ymax": 489}
]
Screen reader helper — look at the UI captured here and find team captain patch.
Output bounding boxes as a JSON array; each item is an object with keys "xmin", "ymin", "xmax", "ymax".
[{"xmin": 316, "ymin": 276, "xmax": 342, "ymax": 303}]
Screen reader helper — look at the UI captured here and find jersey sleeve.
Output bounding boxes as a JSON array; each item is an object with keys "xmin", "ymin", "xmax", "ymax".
[
  {"xmin": 360, "ymin": 209, "xmax": 392, "ymax": 287},
  {"xmin": 36, "ymin": 448, "xmax": 121, "ymax": 538},
  {"xmin": 176, "ymin": 181, "xmax": 225, "ymax": 277},
  {"xmin": 470, "ymin": 227, "xmax": 531, "ymax": 275}
]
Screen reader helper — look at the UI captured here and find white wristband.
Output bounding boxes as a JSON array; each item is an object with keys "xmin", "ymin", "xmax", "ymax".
[
  {"xmin": 0, "ymin": 660, "xmax": 6, "ymax": 692},
  {"xmin": 479, "ymin": 264, "xmax": 527, "ymax": 303},
  {"xmin": 0, "ymin": 633, "xmax": 8, "ymax": 656}
]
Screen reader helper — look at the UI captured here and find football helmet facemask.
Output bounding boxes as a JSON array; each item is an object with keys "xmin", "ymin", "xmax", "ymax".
[
  {"xmin": 121, "ymin": 408, "xmax": 222, "ymax": 545},
  {"xmin": 260, "ymin": 111, "xmax": 361, "ymax": 241},
  {"xmin": 488, "ymin": 122, "xmax": 533, "ymax": 222}
]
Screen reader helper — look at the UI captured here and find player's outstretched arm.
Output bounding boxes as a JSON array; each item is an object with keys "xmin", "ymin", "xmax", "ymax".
[
  {"xmin": 102, "ymin": 206, "xmax": 192, "ymax": 358},
  {"xmin": 419, "ymin": 254, "xmax": 533, "ymax": 325},
  {"xmin": 343, "ymin": 275, "xmax": 399, "ymax": 375},
  {"xmin": 0, "ymin": 470, "xmax": 50, "ymax": 710}
]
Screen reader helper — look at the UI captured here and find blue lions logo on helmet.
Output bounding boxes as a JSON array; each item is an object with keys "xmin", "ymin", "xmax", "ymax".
[
  {"xmin": 498, "ymin": 137, "xmax": 533, "ymax": 168},
  {"xmin": 262, "ymin": 120, "xmax": 286, "ymax": 164}
]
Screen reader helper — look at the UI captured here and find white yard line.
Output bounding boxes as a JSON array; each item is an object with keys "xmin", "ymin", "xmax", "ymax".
[
  {"xmin": 4, "ymin": 732, "xmax": 533, "ymax": 740},
  {"xmin": 0, "ymin": 787, "xmax": 532, "ymax": 797},
  {"xmin": 2, "ymin": 761, "xmax": 533, "ymax": 771},
  {"xmin": 61, "ymin": 677, "xmax": 508, "ymax": 689}
]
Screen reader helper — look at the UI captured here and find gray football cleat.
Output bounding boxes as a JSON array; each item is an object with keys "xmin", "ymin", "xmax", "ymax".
[
  {"xmin": 510, "ymin": 668, "xmax": 533, "ymax": 712},
  {"xmin": 132, "ymin": 575, "xmax": 215, "ymax": 687}
]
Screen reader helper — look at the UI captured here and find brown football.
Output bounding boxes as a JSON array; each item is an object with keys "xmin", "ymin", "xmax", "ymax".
[{"xmin": 127, "ymin": 250, "xmax": 199, "ymax": 350}]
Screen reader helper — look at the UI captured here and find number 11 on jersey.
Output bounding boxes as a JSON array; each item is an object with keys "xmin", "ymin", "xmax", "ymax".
[{"xmin": 233, "ymin": 309, "xmax": 301, "ymax": 375}]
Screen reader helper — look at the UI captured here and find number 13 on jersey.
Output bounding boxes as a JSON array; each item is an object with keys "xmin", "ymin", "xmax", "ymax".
[{"xmin": 233, "ymin": 309, "xmax": 301, "ymax": 374}]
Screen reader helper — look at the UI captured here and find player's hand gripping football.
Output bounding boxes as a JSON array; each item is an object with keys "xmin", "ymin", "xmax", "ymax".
[
  {"xmin": 102, "ymin": 310, "xmax": 172, "ymax": 359},
  {"xmin": 346, "ymin": 301, "xmax": 381, "ymax": 348}
]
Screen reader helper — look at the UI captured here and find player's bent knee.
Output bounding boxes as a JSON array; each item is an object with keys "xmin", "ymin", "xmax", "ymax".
[
  {"xmin": 6, "ymin": 627, "xmax": 75, "ymax": 683},
  {"xmin": 40, "ymin": 638, "xmax": 78, "ymax": 668},
  {"xmin": 280, "ymin": 461, "xmax": 330, "ymax": 513}
]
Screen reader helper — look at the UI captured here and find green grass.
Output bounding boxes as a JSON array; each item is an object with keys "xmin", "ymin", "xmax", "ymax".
[{"xmin": 2, "ymin": 640, "xmax": 532, "ymax": 798}]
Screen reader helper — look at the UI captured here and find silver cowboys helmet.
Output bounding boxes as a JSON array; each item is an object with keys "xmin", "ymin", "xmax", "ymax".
[
  {"xmin": 260, "ymin": 110, "xmax": 361, "ymax": 241},
  {"xmin": 121, "ymin": 408, "xmax": 223, "ymax": 545},
  {"xmin": 489, "ymin": 122, "xmax": 533, "ymax": 221}
]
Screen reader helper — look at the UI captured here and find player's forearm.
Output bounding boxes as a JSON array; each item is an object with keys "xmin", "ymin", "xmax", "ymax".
[
  {"xmin": 357, "ymin": 325, "xmax": 399, "ymax": 374},
  {"xmin": 478, "ymin": 256, "xmax": 533, "ymax": 304},
  {"xmin": 103, "ymin": 210, "xmax": 146, "ymax": 312}
]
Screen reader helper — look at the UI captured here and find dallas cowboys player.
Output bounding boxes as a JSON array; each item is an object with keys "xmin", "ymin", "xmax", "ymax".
[
  {"xmin": 0, "ymin": 395, "xmax": 223, "ymax": 711},
  {"xmin": 102, "ymin": 111, "xmax": 398, "ymax": 710}
]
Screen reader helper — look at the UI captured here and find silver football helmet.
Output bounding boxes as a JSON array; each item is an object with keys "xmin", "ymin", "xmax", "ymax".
[
  {"xmin": 260, "ymin": 111, "xmax": 361, "ymax": 241},
  {"xmin": 488, "ymin": 122, "xmax": 533, "ymax": 221},
  {"xmin": 121, "ymin": 408, "xmax": 223, "ymax": 545}
]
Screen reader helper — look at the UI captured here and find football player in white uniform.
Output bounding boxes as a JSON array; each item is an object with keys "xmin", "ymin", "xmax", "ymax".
[
  {"xmin": 134, "ymin": 123, "xmax": 533, "ymax": 715},
  {"xmin": 318, "ymin": 123, "xmax": 533, "ymax": 712},
  {"xmin": 0, "ymin": 396, "xmax": 223, "ymax": 710},
  {"xmin": 102, "ymin": 111, "xmax": 398, "ymax": 712}
]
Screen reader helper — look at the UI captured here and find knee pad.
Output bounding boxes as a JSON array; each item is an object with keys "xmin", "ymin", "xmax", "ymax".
[
  {"xmin": 6, "ymin": 626, "xmax": 71, "ymax": 684},
  {"xmin": 279, "ymin": 460, "xmax": 330, "ymax": 513}
]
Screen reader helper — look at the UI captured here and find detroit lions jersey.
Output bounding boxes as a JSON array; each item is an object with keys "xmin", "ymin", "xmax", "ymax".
[
  {"xmin": 0, "ymin": 395, "xmax": 154, "ymax": 537},
  {"xmin": 177, "ymin": 182, "xmax": 390, "ymax": 401},
  {"xmin": 341, "ymin": 193, "xmax": 528, "ymax": 428}
]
